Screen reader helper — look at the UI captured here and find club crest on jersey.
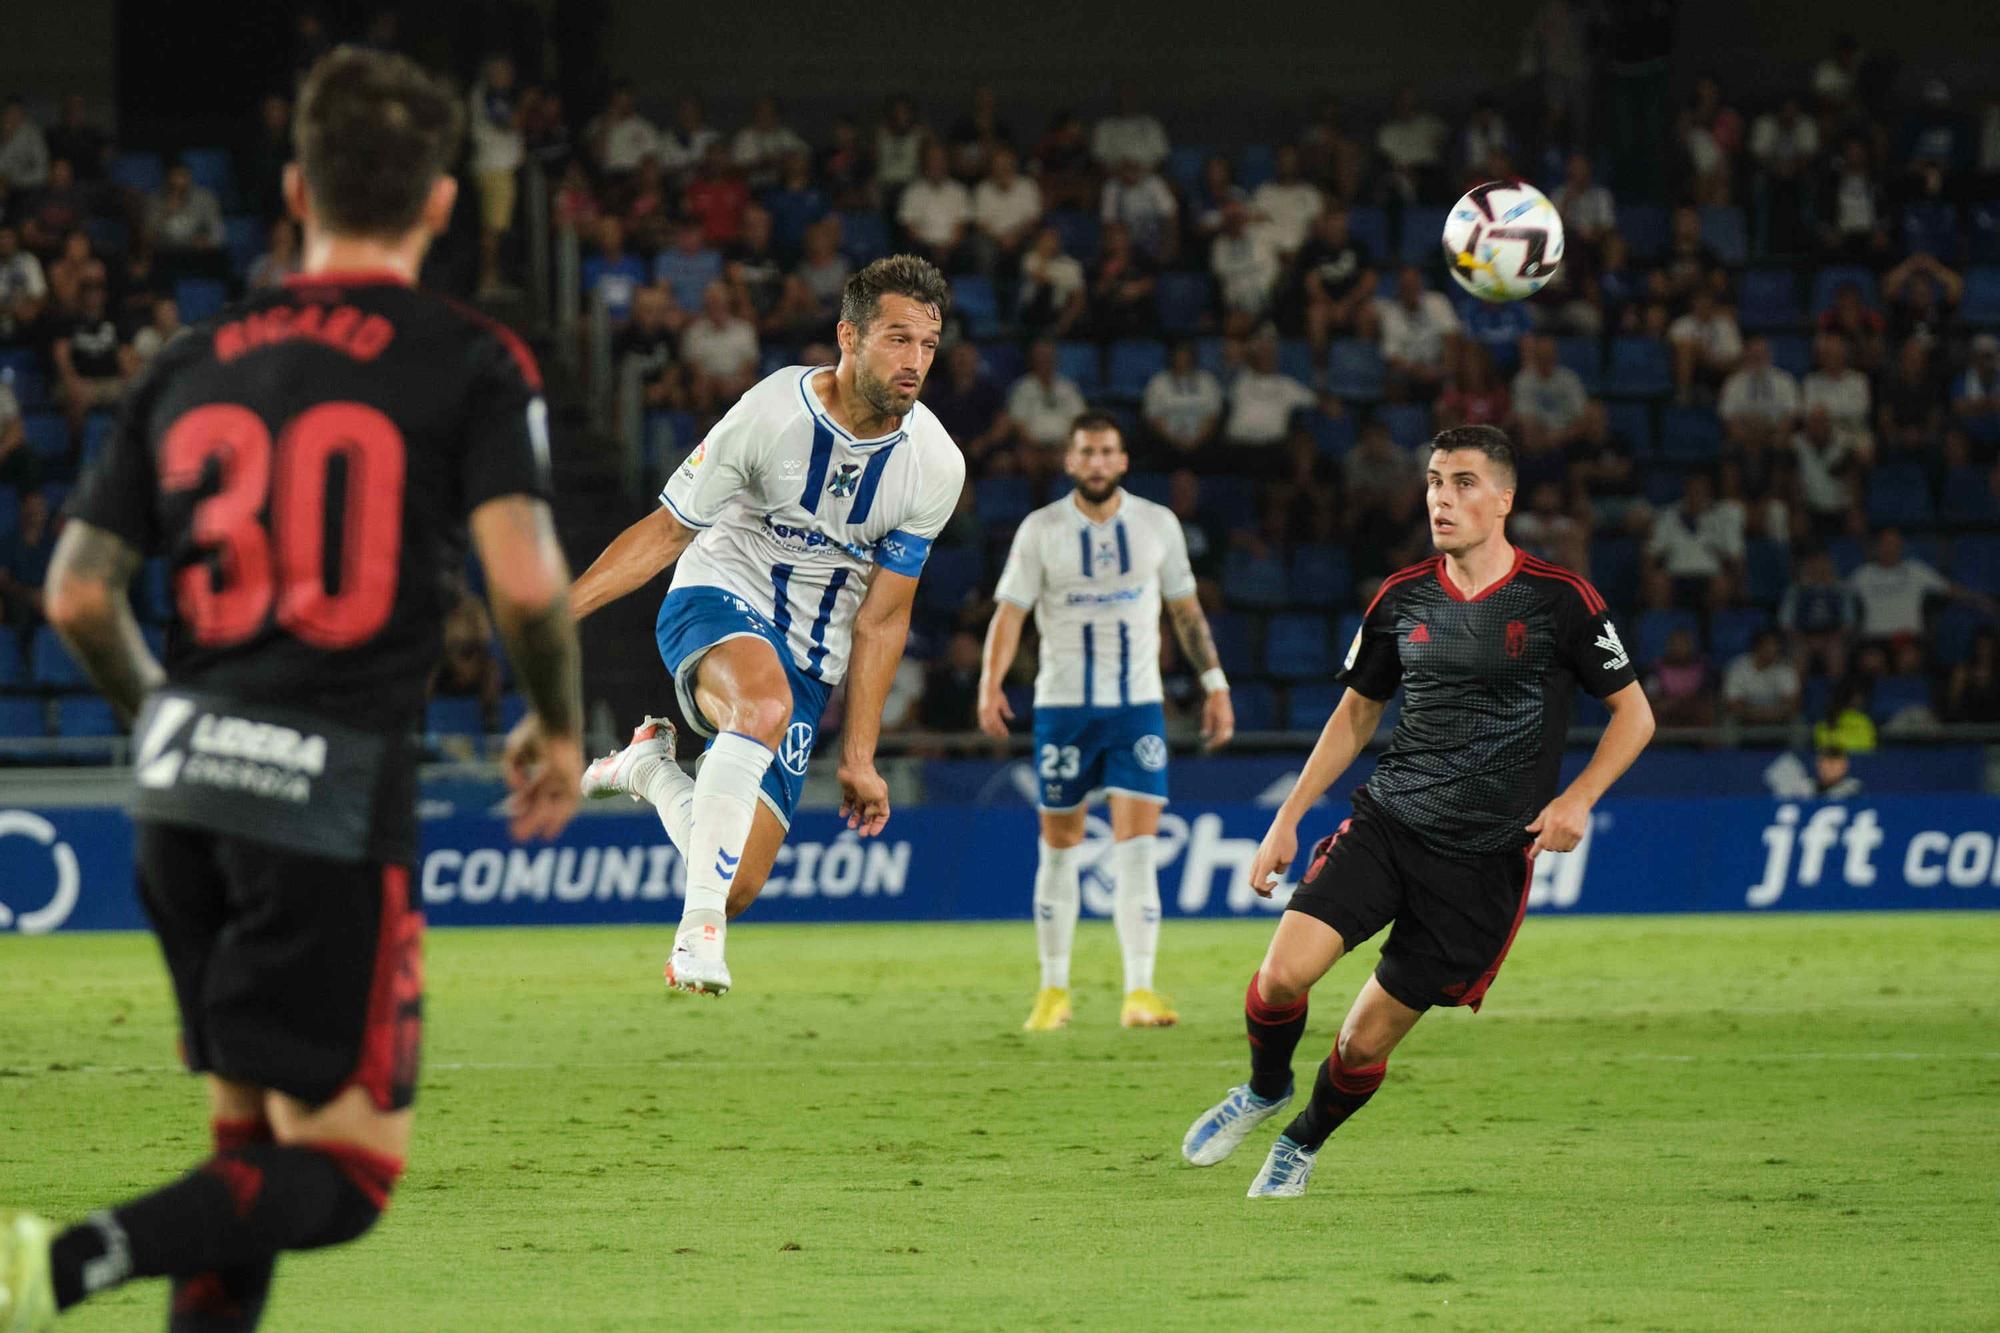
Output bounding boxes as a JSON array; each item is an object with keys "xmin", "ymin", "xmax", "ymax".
[
  {"xmin": 780, "ymin": 721, "xmax": 815, "ymax": 777},
  {"xmin": 1095, "ymin": 540, "xmax": 1120, "ymax": 570},
  {"xmin": 1505, "ymin": 619, "xmax": 1527, "ymax": 658},
  {"xmin": 1133, "ymin": 735, "xmax": 1168, "ymax": 772},
  {"xmin": 828, "ymin": 461, "xmax": 863, "ymax": 499}
]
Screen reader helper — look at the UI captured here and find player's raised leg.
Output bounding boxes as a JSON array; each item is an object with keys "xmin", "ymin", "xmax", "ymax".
[
  {"xmin": 1024, "ymin": 807, "xmax": 1085, "ymax": 1030},
  {"xmin": 1108, "ymin": 795, "xmax": 1176, "ymax": 1028}
]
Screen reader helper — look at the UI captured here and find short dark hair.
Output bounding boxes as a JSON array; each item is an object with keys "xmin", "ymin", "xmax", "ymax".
[
  {"xmin": 1429, "ymin": 424, "xmax": 1517, "ymax": 483},
  {"xmin": 294, "ymin": 46, "xmax": 463, "ymax": 238},
  {"xmin": 1068, "ymin": 409, "xmax": 1125, "ymax": 449},
  {"xmin": 839, "ymin": 254, "xmax": 951, "ymax": 334}
]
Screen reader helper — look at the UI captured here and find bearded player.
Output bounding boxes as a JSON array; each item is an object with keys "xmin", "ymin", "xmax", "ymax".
[
  {"xmin": 1180, "ymin": 424, "xmax": 1654, "ymax": 1197},
  {"xmin": 569, "ymin": 256, "xmax": 964, "ymax": 996}
]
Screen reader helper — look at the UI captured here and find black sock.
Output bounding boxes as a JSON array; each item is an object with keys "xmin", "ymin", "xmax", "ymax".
[
  {"xmin": 1282, "ymin": 1050, "xmax": 1388, "ymax": 1150},
  {"xmin": 49, "ymin": 1143, "xmax": 398, "ymax": 1311},
  {"xmin": 1244, "ymin": 971, "xmax": 1309, "ymax": 1101},
  {"xmin": 167, "ymin": 1118, "xmax": 278, "ymax": 1332}
]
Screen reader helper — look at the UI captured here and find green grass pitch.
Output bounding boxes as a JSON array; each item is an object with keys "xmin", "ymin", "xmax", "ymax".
[{"xmin": 4, "ymin": 913, "xmax": 1998, "ymax": 1330}]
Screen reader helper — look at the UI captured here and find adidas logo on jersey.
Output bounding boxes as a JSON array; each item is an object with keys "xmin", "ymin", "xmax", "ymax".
[
  {"xmin": 1408, "ymin": 624, "xmax": 1431, "ymax": 644},
  {"xmin": 1596, "ymin": 619, "xmax": 1629, "ymax": 671}
]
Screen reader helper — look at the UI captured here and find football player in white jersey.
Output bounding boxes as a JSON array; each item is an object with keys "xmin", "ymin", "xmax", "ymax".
[
  {"xmin": 979, "ymin": 412, "xmax": 1235, "ymax": 1030},
  {"xmin": 567, "ymin": 256, "xmax": 965, "ymax": 995}
]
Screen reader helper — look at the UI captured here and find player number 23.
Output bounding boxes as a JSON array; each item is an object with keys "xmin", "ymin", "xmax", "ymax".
[
  {"xmin": 1038, "ymin": 745, "xmax": 1081, "ymax": 780},
  {"xmin": 159, "ymin": 401, "xmax": 406, "ymax": 650}
]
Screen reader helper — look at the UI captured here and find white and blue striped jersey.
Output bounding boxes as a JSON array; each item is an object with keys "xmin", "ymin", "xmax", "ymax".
[
  {"xmin": 660, "ymin": 366, "xmax": 965, "ymax": 685},
  {"xmin": 994, "ymin": 491, "xmax": 1196, "ymax": 708}
]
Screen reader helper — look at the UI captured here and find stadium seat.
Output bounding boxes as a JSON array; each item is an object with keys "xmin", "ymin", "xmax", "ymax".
[
  {"xmin": 1235, "ymin": 143, "xmax": 1277, "ymax": 190},
  {"xmin": 1003, "ymin": 684, "xmax": 1033, "ymax": 723},
  {"xmin": 918, "ymin": 546, "xmax": 984, "ymax": 613},
  {"xmin": 1659, "ymin": 406, "xmax": 1722, "ymax": 462},
  {"xmin": 83, "ymin": 216, "xmax": 130, "ymax": 262},
  {"xmin": 1326, "ymin": 339, "xmax": 1385, "ymax": 403},
  {"xmin": 0, "ymin": 486, "xmax": 17, "ymax": 545},
  {"xmin": 1620, "ymin": 205, "xmax": 1668, "ymax": 263},
  {"xmin": 1960, "ymin": 267, "xmax": 2000, "ymax": 328},
  {"xmin": 1154, "ymin": 273, "xmax": 1213, "ymax": 335},
  {"xmin": 1825, "ymin": 536, "xmax": 1866, "ymax": 577},
  {"xmin": 1278, "ymin": 339, "xmax": 1316, "ymax": 385},
  {"xmin": 1122, "ymin": 471, "xmax": 1169, "ymax": 506},
  {"xmin": 1973, "ymin": 203, "xmax": 2000, "ymax": 262},
  {"xmin": 130, "ymin": 558, "xmax": 173, "ymax": 625},
  {"xmin": 179, "ymin": 147, "xmax": 235, "ymax": 201},
  {"xmin": 30, "ymin": 625, "xmax": 85, "ymax": 688},
  {"xmin": 1900, "ymin": 202, "xmax": 1959, "ymax": 259},
  {"xmin": 1230, "ymin": 681, "xmax": 1278, "ymax": 732},
  {"xmin": 1056, "ymin": 342, "xmax": 1102, "ymax": 397},
  {"xmin": 1378, "ymin": 402, "xmax": 1431, "ymax": 448},
  {"xmin": 424, "ymin": 698, "xmax": 485, "ymax": 746},
  {"xmin": 80, "ymin": 412, "xmax": 117, "ymax": 471},
  {"xmin": 1810, "ymin": 265, "xmax": 1877, "ymax": 316},
  {"xmin": 757, "ymin": 345, "xmax": 795, "ymax": 379},
  {"xmin": 1306, "ymin": 410, "xmax": 1355, "ymax": 458},
  {"xmin": 1282, "ymin": 683, "xmax": 1342, "ymax": 730},
  {"xmin": 1165, "ymin": 145, "xmax": 1209, "ymax": 193},
  {"xmin": 953, "ymin": 276, "xmax": 1002, "ymax": 339},
  {"xmin": 976, "ymin": 341, "xmax": 1023, "ymax": 386},
  {"xmin": 1345, "ymin": 206, "xmax": 1389, "ymax": 263},
  {"xmin": 1222, "ymin": 547, "xmax": 1288, "ymax": 611},
  {"xmin": 1738, "ymin": 269, "xmax": 1801, "ymax": 331},
  {"xmin": 497, "ymin": 692, "xmax": 528, "ymax": 735},
  {"xmin": 1046, "ymin": 209, "xmax": 1101, "ymax": 264},
  {"xmin": 1709, "ymin": 608, "xmax": 1768, "ymax": 662},
  {"xmin": 1866, "ymin": 463, "xmax": 1935, "ymax": 527},
  {"xmin": 1744, "ymin": 538, "xmax": 1792, "ymax": 606},
  {"xmin": 0, "ymin": 635, "xmax": 24, "ymax": 688},
  {"xmin": 1606, "ymin": 401, "xmax": 1654, "ymax": 456},
  {"xmin": 1192, "ymin": 335, "xmax": 1230, "ymax": 378},
  {"xmin": 1553, "ymin": 336, "xmax": 1603, "ymax": 393},
  {"xmin": 0, "ymin": 697, "xmax": 46, "ymax": 740},
  {"xmin": 22, "ymin": 413, "xmax": 67, "ymax": 465},
  {"xmin": 1800, "ymin": 676, "xmax": 1832, "ymax": 723},
  {"xmin": 1105, "ymin": 339, "xmax": 1167, "ymax": 402},
  {"xmin": 1941, "ymin": 466, "xmax": 2000, "ymax": 525},
  {"xmin": 1641, "ymin": 469, "xmax": 1686, "ymax": 508},
  {"xmin": 1287, "ymin": 545, "xmax": 1351, "ymax": 609},
  {"xmin": 1334, "ymin": 611, "xmax": 1364, "ymax": 655},
  {"xmin": 1953, "ymin": 534, "xmax": 2000, "ymax": 594},
  {"xmin": 1398, "ymin": 206, "xmax": 1449, "ymax": 265},
  {"xmin": 1204, "ymin": 475, "xmax": 1257, "ymax": 530},
  {"xmin": 974, "ymin": 476, "xmax": 1034, "ymax": 526},
  {"xmin": 1931, "ymin": 603, "xmax": 1993, "ymax": 668},
  {"xmin": 836, "ymin": 210, "xmax": 890, "ymax": 263},
  {"xmin": 108, "ymin": 150, "xmax": 163, "ymax": 194},
  {"xmin": 1588, "ymin": 536, "xmax": 1640, "ymax": 612},
  {"xmin": 1871, "ymin": 675, "xmax": 1934, "ymax": 723},
  {"xmin": 1208, "ymin": 610, "xmax": 1260, "ymax": 678},
  {"xmin": 1698, "ymin": 207, "xmax": 1748, "ymax": 267},
  {"xmin": 55, "ymin": 695, "xmax": 121, "ymax": 738},
  {"xmin": 1635, "ymin": 608, "xmax": 1698, "ymax": 667},
  {"xmin": 1766, "ymin": 333, "xmax": 1811, "ymax": 378},
  {"xmin": 0, "ymin": 348, "xmax": 43, "ymax": 407},
  {"xmin": 1263, "ymin": 613, "xmax": 1330, "ymax": 680},
  {"xmin": 1604, "ymin": 336, "xmax": 1672, "ymax": 398},
  {"xmin": 174, "ymin": 277, "xmax": 228, "ymax": 324}
]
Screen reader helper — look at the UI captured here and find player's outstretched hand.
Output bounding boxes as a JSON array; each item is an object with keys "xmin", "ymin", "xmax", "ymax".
[
  {"xmin": 976, "ymin": 688, "xmax": 1013, "ymax": 740},
  {"xmin": 1526, "ymin": 791, "xmax": 1591, "ymax": 855},
  {"xmin": 502, "ymin": 714, "xmax": 584, "ymax": 842},
  {"xmin": 1248, "ymin": 819, "xmax": 1298, "ymax": 898},
  {"xmin": 1201, "ymin": 689, "xmax": 1236, "ymax": 751},
  {"xmin": 838, "ymin": 761, "xmax": 892, "ymax": 837}
]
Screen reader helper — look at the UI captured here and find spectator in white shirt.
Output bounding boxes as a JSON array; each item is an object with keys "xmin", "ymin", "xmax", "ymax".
[
  {"xmin": 0, "ymin": 98, "xmax": 49, "ymax": 190},
  {"xmin": 680, "ymin": 281, "xmax": 759, "ymax": 414},
  {"xmin": 1510, "ymin": 334, "xmax": 1607, "ymax": 451},
  {"xmin": 1749, "ymin": 97, "xmax": 1820, "ymax": 177},
  {"xmin": 731, "ymin": 96, "xmax": 809, "ymax": 192},
  {"xmin": 1249, "ymin": 145, "xmax": 1323, "ymax": 260},
  {"xmin": 1646, "ymin": 473, "xmax": 1742, "ymax": 607},
  {"xmin": 1375, "ymin": 85, "xmax": 1449, "ymax": 203},
  {"xmin": 593, "ymin": 84, "xmax": 660, "ymax": 177},
  {"xmin": 1210, "ymin": 199, "xmax": 1279, "ymax": 333},
  {"xmin": 896, "ymin": 142, "xmax": 971, "ymax": 270},
  {"xmin": 1089, "ymin": 86, "xmax": 1169, "ymax": 171},
  {"xmin": 1459, "ymin": 97, "xmax": 1515, "ymax": 175},
  {"xmin": 874, "ymin": 96, "xmax": 926, "ymax": 195},
  {"xmin": 1016, "ymin": 227, "xmax": 1086, "ymax": 338},
  {"xmin": 1717, "ymin": 337, "xmax": 1800, "ymax": 449},
  {"xmin": 1722, "ymin": 629, "xmax": 1802, "ymax": 726},
  {"xmin": 970, "ymin": 146, "xmax": 1042, "ymax": 274},
  {"xmin": 1225, "ymin": 335, "xmax": 1319, "ymax": 452},
  {"xmin": 1143, "ymin": 341, "xmax": 1224, "ymax": 460},
  {"xmin": 1821, "ymin": 137, "xmax": 1889, "ymax": 263},
  {"xmin": 1099, "ymin": 158, "xmax": 1178, "ymax": 265},
  {"xmin": 0, "ymin": 225, "xmax": 47, "ymax": 341},
  {"xmin": 1376, "ymin": 265, "xmax": 1461, "ymax": 399},
  {"xmin": 1847, "ymin": 528, "xmax": 1988, "ymax": 642},
  {"xmin": 468, "ymin": 55, "xmax": 525, "ymax": 297},
  {"xmin": 1002, "ymin": 339, "xmax": 1088, "ymax": 483},
  {"xmin": 1550, "ymin": 153, "xmax": 1615, "ymax": 250},
  {"xmin": 1801, "ymin": 333, "xmax": 1873, "ymax": 452},
  {"xmin": 1790, "ymin": 407, "xmax": 1861, "ymax": 528},
  {"xmin": 1668, "ymin": 287, "xmax": 1744, "ymax": 400},
  {"xmin": 145, "ymin": 163, "xmax": 225, "ymax": 255},
  {"xmin": 656, "ymin": 96, "xmax": 719, "ymax": 184}
]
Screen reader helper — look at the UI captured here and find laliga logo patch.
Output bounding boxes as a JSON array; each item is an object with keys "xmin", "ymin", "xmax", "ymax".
[
  {"xmin": 0, "ymin": 810, "xmax": 81, "ymax": 934},
  {"xmin": 1132, "ymin": 734, "xmax": 1168, "ymax": 773},
  {"xmin": 780, "ymin": 721, "xmax": 815, "ymax": 777}
]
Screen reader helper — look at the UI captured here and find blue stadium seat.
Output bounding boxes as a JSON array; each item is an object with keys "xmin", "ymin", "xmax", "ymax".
[
  {"xmin": 1709, "ymin": 608, "xmax": 1769, "ymax": 662},
  {"xmin": 1288, "ymin": 545, "xmax": 1351, "ymax": 609},
  {"xmin": 1208, "ymin": 610, "xmax": 1260, "ymax": 678},
  {"xmin": 953, "ymin": 275, "xmax": 1002, "ymax": 338},
  {"xmin": 1738, "ymin": 268, "xmax": 1801, "ymax": 331},
  {"xmin": 1953, "ymin": 534, "xmax": 2000, "ymax": 594},
  {"xmin": 1698, "ymin": 207, "xmax": 1748, "ymax": 267},
  {"xmin": 1973, "ymin": 204, "xmax": 2000, "ymax": 263},
  {"xmin": 1264, "ymin": 613, "xmax": 1330, "ymax": 680},
  {"xmin": 1744, "ymin": 538, "xmax": 1792, "ymax": 606},
  {"xmin": 83, "ymin": 216, "xmax": 130, "ymax": 261},
  {"xmin": 1825, "ymin": 536, "xmax": 1866, "ymax": 577},
  {"xmin": 1165, "ymin": 145, "xmax": 1209, "ymax": 193},
  {"xmin": 1659, "ymin": 406, "xmax": 1722, "ymax": 462},
  {"xmin": 1222, "ymin": 548, "xmax": 1289, "ymax": 611},
  {"xmin": 0, "ymin": 486, "xmax": 17, "ymax": 545},
  {"xmin": 1606, "ymin": 402, "xmax": 1653, "ymax": 456},
  {"xmin": 0, "ymin": 697, "xmax": 45, "ymax": 740},
  {"xmin": 1961, "ymin": 267, "xmax": 2000, "ymax": 328},
  {"xmin": 1003, "ymin": 684, "xmax": 1033, "ymax": 723},
  {"xmin": 1397, "ymin": 207, "xmax": 1449, "ymax": 266},
  {"xmin": 1230, "ymin": 681, "xmax": 1278, "ymax": 732},
  {"xmin": 179, "ymin": 147, "xmax": 235, "ymax": 201},
  {"xmin": 1306, "ymin": 410, "xmax": 1355, "ymax": 458},
  {"xmin": 1810, "ymin": 265, "xmax": 1877, "ymax": 316},
  {"xmin": 174, "ymin": 278, "xmax": 228, "ymax": 324},
  {"xmin": 1800, "ymin": 676, "xmax": 1833, "ymax": 722},
  {"xmin": 425, "ymin": 697, "xmax": 485, "ymax": 742},
  {"xmin": 22, "ymin": 413, "xmax": 67, "ymax": 464},
  {"xmin": 1900, "ymin": 202, "xmax": 1959, "ymax": 259},
  {"xmin": 0, "ymin": 348, "xmax": 43, "ymax": 408},
  {"xmin": 1056, "ymin": 342, "xmax": 1102, "ymax": 397},
  {"xmin": 1204, "ymin": 475, "xmax": 1256, "ymax": 530},
  {"xmin": 918, "ymin": 546, "xmax": 984, "ymax": 613},
  {"xmin": 80, "ymin": 412, "xmax": 117, "ymax": 471},
  {"xmin": 1046, "ymin": 209, "xmax": 1101, "ymax": 264},
  {"xmin": 1326, "ymin": 339, "xmax": 1385, "ymax": 403},
  {"xmin": 1866, "ymin": 463, "xmax": 1935, "ymax": 527},
  {"xmin": 1553, "ymin": 336, "xmax": 1603, "ymax": 393},
  {"xmin": 1235, "ymin": 144, "xmax": 1277, "ymax": 191},
  {"xmin": 1193, "ymin": 336, "xmax": 1230, "ymax": 379},
  {"xmin": 1588, "ymin": 536, "xmax": 1640, "ymax": 613},
  {"xmin": 1334, "ymin": 611, "xmax": 1364, "ymax": 656},
  {"xmin": 0, "ymin": 635, "xmax": 24, "ymax": 687},
  {"xmin": 837, "ymin": 210, "xmax": 890, "ymax": 263},
  {"xmin": 976, "ymin": 341, "xmax": 1023, "ymax": 386},
  {"xmin": 1278, "ymin": 339, "xmax": 1316, "ymax": 386},
  {"xmin": 108, "ymin": 150, "xmax": 163, "ymax": 194},
  {"xmin": 55, "ymin": 695, "xmax": 121, "ymax": 738},
  {"xmin": 1641, "ymin": 469, "xmax": 1686, "ymax": 508},
  {"xmin": 1931, "ymin": 604, "xmax": 1993, "ymax": 668},
  {"xmin": 1871, "ymin": 675, "xmax": 1933, "ymax": 723},
  {"xmin": 1635, "ymin": 608, "xmax": 1699, "ymax": 667},
  {"xmin": 1123, "ymin": 471, "xmax": 1170, "ymax": 505},
  {"xmin": 757, "ymin": 345, "xmax": 795, "ymax": 379},
  {"xmin": 1620, "ymin": 205, "xmax": 1668, "ymax": 263},
  {"xmin": 1604, "ymin": 336, "xmax": 1671, "ymax": 398},
  {"xmin": 1378, "ymin": 402, "xmax": 1431, "ymax": 448},
  {"xmin": 1105, "ymin": 339, "xmax": 1167, "ymax": 402},
  {"xmin": 1942, "ymin": 466, "xmax": 2000, "ymax": 525},
  {"xmin": 30, "ymin": 626, "xmax": 85, "ymax": 688},
  {"xmin": 1155, "ymin": 273, "xmax": 1213, "ymax": 335},
  {"xmin": 1283, "ymin": 683, "xmax": 1342, "ymax": 730},
  {"xmin": 1345, "ymin": 207, "xmax": 1390, "ymax": 263},
  {"xmin": 1766, "ymin": 333, "xmax": 1812, "ymax": 378},
  {"xmin": 974, "ymin": 476, "xmax": 1035, "ymax": 526}
]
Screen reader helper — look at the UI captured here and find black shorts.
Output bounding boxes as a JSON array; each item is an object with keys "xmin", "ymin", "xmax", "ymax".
[
  {"xmin": 135, "ymin": 821, "xmax": 423, "ymax": 1110},
  {"xmin": 1285, "ymin": 793, "xmax": 1533, "ymax": 1012}
]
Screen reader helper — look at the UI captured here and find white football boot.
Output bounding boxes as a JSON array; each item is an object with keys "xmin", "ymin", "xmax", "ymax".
[
  {"xmin": 1181, "ymin": 1082, "xmax": 1294, "ymax": 1167},
  {"xmin": 665, "ymin": 923, "xmax": 732, "ymax": 997},
  {"xmin": 582, "ymin": 716, "xmax": 678, "ymax": 801}
]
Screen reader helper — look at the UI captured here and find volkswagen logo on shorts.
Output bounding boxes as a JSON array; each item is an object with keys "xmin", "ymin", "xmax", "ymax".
[
  {"xmin": 1132, "ymin": 734, "xmax": 1168, "ymax": 772},
  {"xmin": 780, "ymin": 721, "xmax": 815, "ymax": 776}
]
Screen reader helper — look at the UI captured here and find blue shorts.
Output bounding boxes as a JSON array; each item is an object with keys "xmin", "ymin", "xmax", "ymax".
[
  {"xmin": 1031, "ymin": 702, "xmax": 1170, "ymax": 812},
  {"xmin": 654, "ymin": 586, "xmax": 832, "ymax": 828}
]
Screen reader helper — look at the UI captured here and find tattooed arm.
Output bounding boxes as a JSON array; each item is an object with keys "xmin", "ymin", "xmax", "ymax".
[
  {"xmin": 1165, "ymin": 593, "xmax": 1234, "ymax": 751},
  {"xmin": 44, "ymin": 519, "xmax": 163, "ymax": 725}
]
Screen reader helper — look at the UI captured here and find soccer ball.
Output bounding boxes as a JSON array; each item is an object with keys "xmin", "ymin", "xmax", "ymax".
[{"xmin": 1441, "ymin": 181, "xmax": 1565, "ymax": 303}]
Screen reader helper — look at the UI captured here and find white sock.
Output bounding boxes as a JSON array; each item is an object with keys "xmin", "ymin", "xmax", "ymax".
[
  {"xmin": 1033, "ymin": 839, "xmax": 1081, "ymax": 990},
  {"xmin": 633, "ymin": 754, "xmax": 696, "ymax": 854},
  {"xmin": 1113, "ymin": 835, "xmax": 1161, "ymax": 994},
  {"xmin": 681, "ymin": 731, "xmax": 773, "ymax": 943}
]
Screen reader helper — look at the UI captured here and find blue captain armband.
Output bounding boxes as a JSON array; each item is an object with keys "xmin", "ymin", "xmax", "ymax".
[{"xmin": 872, "ymin": 529, "xmax": 933, "ymax": 576}]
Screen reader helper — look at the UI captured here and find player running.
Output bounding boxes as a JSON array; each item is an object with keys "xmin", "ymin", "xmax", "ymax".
[
  {"xmin": 0, "ymin": 48, "xmax": 582, "ymax": 1330},
  {"xmin": 1180, "ymin": 425, "xmax": 1654, "ymax": 1197},
  {"xmin": 569, "ymin": 256, "xmax": 964, "ymax": 997},
  {"xmin": 978, "ymin": 412, "xmax": 1234, "ymax": 1031}
]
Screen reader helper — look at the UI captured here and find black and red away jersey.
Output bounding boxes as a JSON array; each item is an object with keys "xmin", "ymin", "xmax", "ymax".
[{"xmin": 1336, "ymin": 548, "xmax": 1638, "ymax": 856}]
